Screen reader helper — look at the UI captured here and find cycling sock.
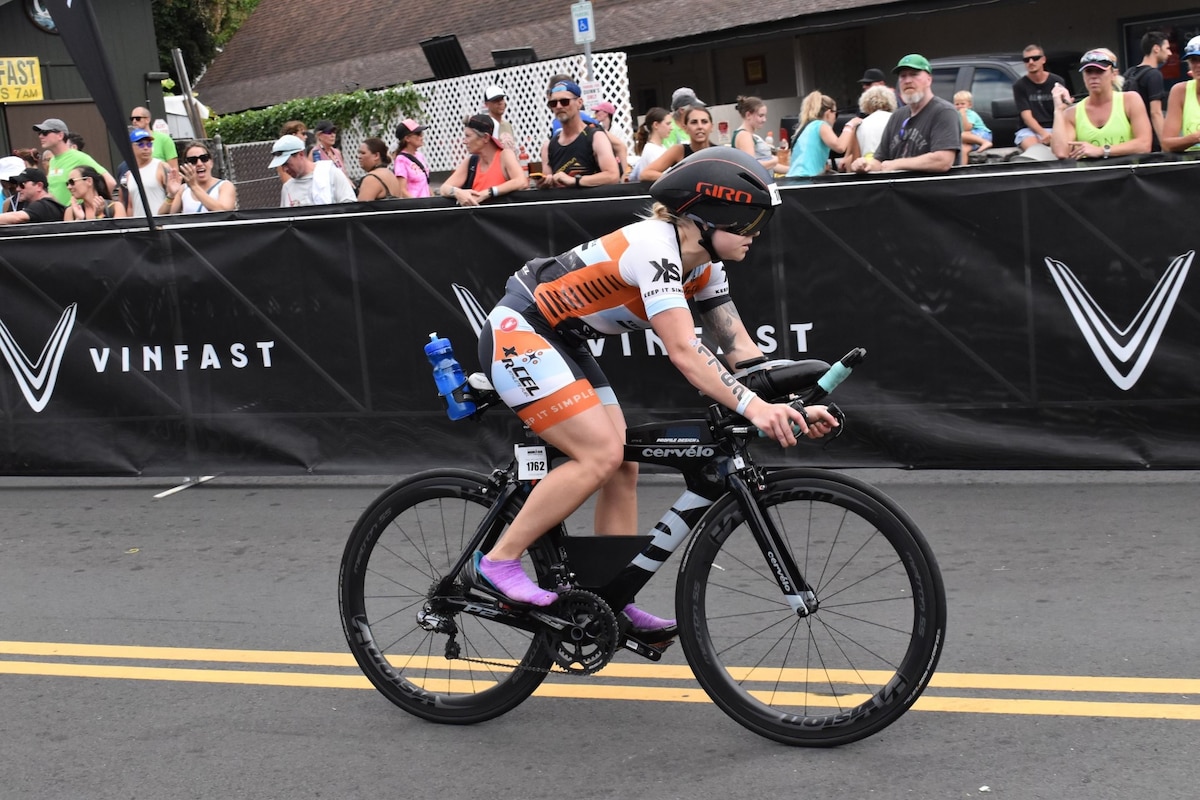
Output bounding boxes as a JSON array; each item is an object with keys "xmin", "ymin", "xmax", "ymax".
[
  {"xmin": 478, "ymin": 554, "xmax": 558, "ymax": 606},
  {"xmin": 622, "ymin": 604, "xmax": 676, "ymax": 632}
]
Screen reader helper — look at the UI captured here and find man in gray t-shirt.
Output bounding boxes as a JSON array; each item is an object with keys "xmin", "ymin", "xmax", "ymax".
[
  {"xmin": 268, "ymin": 134, "xmax": 356, "ymax": 207},
  {"xmin": 849, "ymin": 54, "xmax": 961, "ymax": 174}
]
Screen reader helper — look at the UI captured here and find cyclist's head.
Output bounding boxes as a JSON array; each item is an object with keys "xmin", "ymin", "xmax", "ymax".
[{"xmin": 649, "ymin": 148, "xmax": 781, "ymax": 249}]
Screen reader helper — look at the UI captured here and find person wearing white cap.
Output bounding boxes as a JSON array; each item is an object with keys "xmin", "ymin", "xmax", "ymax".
[
  {"xmin": 269, "ymin": 134, "xmax": 356, "ymax": 207},
  {"xmin": 483, "ymin": 85, "xmax": 518, "ymax": 151},
  {"xmin": 0, "ymin": 155, "xmax": 27, "ymax": 213},
  {"xmin": 1162, "ymin": 36, "xmax": 1200, "ymax": 152},
  {"xmin": 1051, "ymin": 48, "xmax": 1151, "ymax": 160}
]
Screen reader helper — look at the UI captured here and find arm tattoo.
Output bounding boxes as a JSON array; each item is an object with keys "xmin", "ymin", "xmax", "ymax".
[
  {"xmin": 699, "ymin": 302, "xmax": 743, "ymax": 356},
  {"xmin": 689, "ymin": 337, "xmax": 752, "ymax": 406}
]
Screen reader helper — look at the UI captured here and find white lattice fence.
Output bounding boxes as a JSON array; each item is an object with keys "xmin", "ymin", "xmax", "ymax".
[{"xmin": 336, "ymin": 53, "xmax": 631, "ymax": 179}]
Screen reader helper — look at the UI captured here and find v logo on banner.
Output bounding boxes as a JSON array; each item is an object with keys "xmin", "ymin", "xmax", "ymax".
[
  {"xmin": 1045, "ymin": 252, "xmax": 1192, "ymax": 391},
  {"xmin": 0, "ymin": 303, "xmax": 78, "ymax": 413}
]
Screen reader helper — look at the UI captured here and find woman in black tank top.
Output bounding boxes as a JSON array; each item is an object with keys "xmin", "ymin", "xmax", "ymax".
[{"xmin": 635, "ymin": 105, "xmax": 714, "ymax": 182}]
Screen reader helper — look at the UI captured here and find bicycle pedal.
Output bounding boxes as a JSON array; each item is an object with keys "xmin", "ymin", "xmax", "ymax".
[{"xmin": 622, "ymin": 635, "xmax": 671, "ymax": 661}]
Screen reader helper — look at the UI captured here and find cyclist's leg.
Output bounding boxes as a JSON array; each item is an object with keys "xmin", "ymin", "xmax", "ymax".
[
  {"xmin": 593, "ymin": 394, "xmax": 638, "ymax": 537},
  {"xmin": 491, "ymin": 404, "xmax": 625, "ymax": 561},
  {"xmin": 476, "ymin": 304, "xmax": 626, "ymax": 604},
  {"xmin": 590, "ymin": 397, "xmax": 674, "ymax": 636}
]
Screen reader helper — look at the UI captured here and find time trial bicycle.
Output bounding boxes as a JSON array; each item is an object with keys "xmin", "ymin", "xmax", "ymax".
[{"xmin": 338, "ymin": 349, "xmax": 946, "ymax": 746}]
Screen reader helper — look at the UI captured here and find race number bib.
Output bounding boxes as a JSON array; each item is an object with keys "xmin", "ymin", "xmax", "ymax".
[{"xmin": 515, "ymin": 445, "xmax": 549, "ymax": 480}]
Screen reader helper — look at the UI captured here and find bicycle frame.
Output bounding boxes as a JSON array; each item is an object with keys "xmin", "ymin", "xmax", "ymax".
[{"xmin": 435, "ymin": 406, "xmax": 817, "ymax": 637}]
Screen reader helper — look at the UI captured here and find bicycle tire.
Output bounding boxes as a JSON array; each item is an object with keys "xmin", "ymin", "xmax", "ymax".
[
  {"xmin": 676, "ymin": 469, "xmax": 946, "ymax": 746},
  {"xmin": 338, "ymin": 469, "xmax": 554, "ymax": 724}
]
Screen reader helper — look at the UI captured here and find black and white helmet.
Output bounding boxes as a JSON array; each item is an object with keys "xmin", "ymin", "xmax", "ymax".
[{"xmin": 649, "ymin": 148, "xmax": 782, "ymax": 236}]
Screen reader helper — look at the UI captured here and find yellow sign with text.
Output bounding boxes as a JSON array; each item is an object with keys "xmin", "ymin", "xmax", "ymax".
[{"xmin": 0, "ymin": 58, "xmax": 44, "ymax": 102}]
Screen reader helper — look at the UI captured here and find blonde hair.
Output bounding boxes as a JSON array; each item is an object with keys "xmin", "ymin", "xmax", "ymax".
[
  {"xmin": 859, "ymin": 85, "xmax": 897, "ymax": 115},
  {"xmin": 641, "ymin": 201, "xmax": 686, "ymax": 227},
  {"xmin": 953, "ymin": 90, "xmax": 973, "ymax": 105},
  {"xmin": 799, "ymin": 91, "xmax": 837, "ymax": 127}
]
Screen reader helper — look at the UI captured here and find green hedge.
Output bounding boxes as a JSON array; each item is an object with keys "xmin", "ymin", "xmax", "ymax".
[{"xmin": 208, "ymin": 85, "xmax": 424, "ymax": 144}]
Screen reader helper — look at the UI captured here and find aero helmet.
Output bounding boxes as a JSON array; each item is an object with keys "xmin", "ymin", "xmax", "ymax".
[{"xmin": 649, "ymin": 147, "xmax": 781, "ymax": 237}]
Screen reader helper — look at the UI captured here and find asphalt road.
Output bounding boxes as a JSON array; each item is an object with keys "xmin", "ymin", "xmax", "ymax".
[{"xmin": 1, "ymin": 471, "xmax": 1196, "ymax": 799}]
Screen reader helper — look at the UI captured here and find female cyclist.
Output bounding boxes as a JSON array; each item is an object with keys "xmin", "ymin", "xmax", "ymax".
[{"xmin": 471, "ymin": 148, "xmax": 839, "ymax": 638}]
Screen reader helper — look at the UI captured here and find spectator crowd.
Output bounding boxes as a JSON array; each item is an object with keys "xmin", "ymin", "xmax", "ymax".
[{"xmin": 4, "ymin": 35, "xmax": 1198, "ymax": 228}]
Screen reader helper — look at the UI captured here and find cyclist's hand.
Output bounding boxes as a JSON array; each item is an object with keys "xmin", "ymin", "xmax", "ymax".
[
  {"xmin": 802, "ymin": 405, "xmax": 840, "ymax": 440},
  {"xmin": 748, "ymin": 400, "xmax": 809, "ymax": 447}
]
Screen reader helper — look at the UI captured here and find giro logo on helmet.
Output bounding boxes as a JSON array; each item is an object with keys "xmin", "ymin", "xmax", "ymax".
[{"xmin": 696, "ymin": 182, "xmax": 753, "ymax": 204}]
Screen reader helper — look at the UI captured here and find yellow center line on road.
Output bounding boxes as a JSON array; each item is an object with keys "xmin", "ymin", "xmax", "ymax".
[{"xmin": 0, "ymin": 640, "xmax": 1198, "ymax": 720}]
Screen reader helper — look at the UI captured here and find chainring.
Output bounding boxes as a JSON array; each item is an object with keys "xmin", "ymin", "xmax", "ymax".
[{"xmin": 544, "ymin": 589, "xmax": 619, "ymax": 675}]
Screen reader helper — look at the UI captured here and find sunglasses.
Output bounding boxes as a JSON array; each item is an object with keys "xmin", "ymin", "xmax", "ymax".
[
  {"xmin": 547, "ymin": 98, "xmax": 575, "ymax": 108},
  {"xmin": 134, "ymin": 140, "xmax": 154, "ymax": 148},
  {"xmin": 185, "ymin": 154, "xmax": 212, "ymax": 165},
  {"xmin": 130, "ymin": 115, "xmax": 149, "ymax": 122},
  {"xmin": 1023, "ymin": 55, "xmax": 1044, "ymax": 62},
  {"xmin": 67, "ymin": 177, "xmax": 91, "ymax": 186}
]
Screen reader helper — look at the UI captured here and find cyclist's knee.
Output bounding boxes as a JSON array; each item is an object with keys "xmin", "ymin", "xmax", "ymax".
[
  {"xmin": 576, "ymin": 435, "xmax": 625, "ymax": 480},
  {"xmin": 606, "ymin": 459, "xmax": 639, "ymax": 489}
]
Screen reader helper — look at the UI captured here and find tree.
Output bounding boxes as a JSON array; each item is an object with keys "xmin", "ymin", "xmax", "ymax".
[{"xmin": 152, "ymin": 0, "xmax": 261, "ymax": 84}]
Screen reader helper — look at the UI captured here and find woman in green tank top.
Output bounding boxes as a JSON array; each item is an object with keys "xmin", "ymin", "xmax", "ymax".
[
  {"xmin": 1051, "ymin": 48, "xmax": 1152, "ymax": 160},
  {"xmin": 1163, "ymin": 35, "xmax": 1200, "ymax": 152}
]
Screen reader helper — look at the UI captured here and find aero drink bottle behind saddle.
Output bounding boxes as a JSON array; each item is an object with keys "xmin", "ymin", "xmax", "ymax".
[{"xmin": 425, "ymin": 332, "xmax": 476, "ymax": 420}]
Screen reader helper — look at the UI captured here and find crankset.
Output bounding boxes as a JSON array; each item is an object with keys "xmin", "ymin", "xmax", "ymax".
[{"xmin": 539, "ymin": 589, "xmax": 619, "ymax": 675}]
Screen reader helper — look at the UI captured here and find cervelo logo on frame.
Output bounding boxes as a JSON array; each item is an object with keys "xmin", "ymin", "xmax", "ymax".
[
  {"xmin": 0, "ymin": 303, "xmax": 77, "ymax": 413},
  {"xmin": 1045, "ymin": 251, "xmax": 1192, "ymax": 391}
]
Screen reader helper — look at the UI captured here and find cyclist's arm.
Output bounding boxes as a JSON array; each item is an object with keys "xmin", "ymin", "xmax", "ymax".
[
  {"xmin": 652, "ymin": 307, "xmax": 813, "ymax": 445},
  {"xmin": 698, "ymin": 299, "xmax": 762, "ymax": 369}
]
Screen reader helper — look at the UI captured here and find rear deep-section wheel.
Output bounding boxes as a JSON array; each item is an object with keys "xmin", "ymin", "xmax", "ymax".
[
  {"xmin": 339, "ymin": 469, "xmax": 554, "ymax": 723},
  {"xmin": 677, "ymin": 469, "xmax": 946, "ymax": 746}
]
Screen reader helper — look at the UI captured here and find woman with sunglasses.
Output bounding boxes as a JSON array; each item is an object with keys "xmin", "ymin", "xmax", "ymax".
[
  {"xmin": 63, "ymin": 165, "xmax": 127, "ymax": 220},
  {"xmin": 1051, "ymin": 48, "xmax": 1152, "ymax": 160},
  {"xmin": 166, "ymin": 141, "xmax": 237, "ymax": 214},
  {"xmin": 311, "ymin": 120, "xmax": 346, "ymax": 173},
  {"xmin": 636, "ymin": 105, "xmax": 716, "ymax": 182},
  {"xmin": 468, "ymin": 148, "xmax": 838, "ymax": 628},
  {"xmin": 439, "ymin": 115, "xmax": 527, "ymax": 206},
  {"xmin": 122, "ymin": 129, "xmax": 172, "ymax": 217}
]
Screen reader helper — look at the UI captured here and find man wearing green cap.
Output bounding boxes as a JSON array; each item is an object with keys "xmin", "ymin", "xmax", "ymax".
[{"xmin": 849, "ymin": 54, "xmax": 961, "ymax": 174}]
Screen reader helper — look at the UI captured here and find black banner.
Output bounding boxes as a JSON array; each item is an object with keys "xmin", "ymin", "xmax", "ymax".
[{"xmin": 0, "ymin": 163, "xmax": 1197, "ymax": 475}]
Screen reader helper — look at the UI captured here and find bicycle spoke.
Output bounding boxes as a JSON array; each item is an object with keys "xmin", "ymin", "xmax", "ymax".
[{"xmin": 679, "ymin": 471, "xmax": 945, "ymax": 746}]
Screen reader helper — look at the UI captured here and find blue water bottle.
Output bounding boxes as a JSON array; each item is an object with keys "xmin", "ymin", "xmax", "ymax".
[{"xmin": 425, "ymin": 332, "xmax": 476, "ymax": 420}]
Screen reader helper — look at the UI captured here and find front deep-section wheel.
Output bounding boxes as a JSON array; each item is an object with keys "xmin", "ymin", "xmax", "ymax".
[
  {"xmin": 339, "ymin": 469, "xmax": 553, "ymax": 724},
  {"xmin": 677, "ymin": 469, "xmax": 946, "ymax": 746}
]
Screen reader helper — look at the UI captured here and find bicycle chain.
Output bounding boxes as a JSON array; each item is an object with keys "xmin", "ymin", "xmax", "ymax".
[{"xmin": 450, "ymin": 589, "xmax": 620, "ymax": 675}]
